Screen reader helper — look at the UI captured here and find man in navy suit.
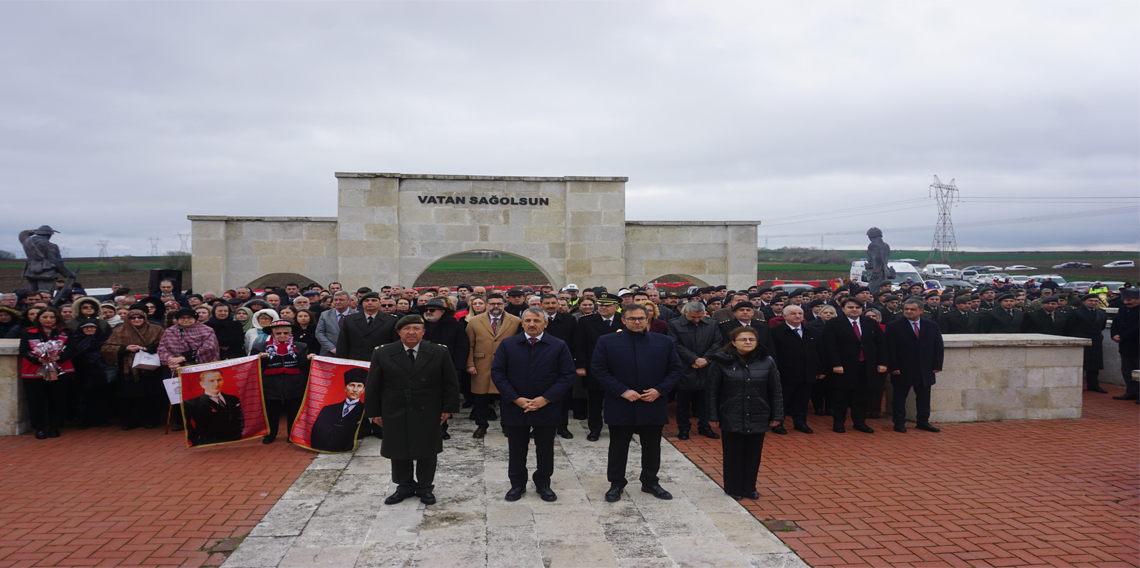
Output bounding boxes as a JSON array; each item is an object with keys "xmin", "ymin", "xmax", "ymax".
[
  {"xmin": 491, "ymin": 307, "xmax": 577, "ymax": 503},
  {"xmin": 592, "ymin": 304, "xmax": 684, "ymax": 503},
  {"xmin": 821, "ymin": 297, "xmax": 887, "ymax": 433},
  {"xmin": 885, "ymin": 298, "xmax": 945, "ymax": 433}
]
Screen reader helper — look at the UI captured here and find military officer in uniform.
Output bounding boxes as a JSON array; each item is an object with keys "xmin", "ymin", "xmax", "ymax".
[
  {"xmin": 718, "ymin": 301, "xmax": 775, "ymax": 355},
  {"xmin": 1064, "ymin": 294, "xmax": 1108, "ymax": 393},
  {"xmin": 983, "ymin": 293, "xmax": 1024, "ymax": 334},
  {"xmin": 573, "ymin": 293, "xmax": 625, "ymax": 441},
  {"xmin": 1022, "ymin": 295, "xmax": 1067, "ymax": 335},
  {"xmin": 941, "ymin": 295, "xmax": 980, "ymax": 335}
]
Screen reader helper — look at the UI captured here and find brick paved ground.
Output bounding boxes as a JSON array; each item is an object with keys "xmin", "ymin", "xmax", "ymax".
[
  {"xmin": 0, "ymin": 425, "xmax": 313, "ymax": 568},
  {"xmin": 668, "ymin": 385, "xmax": 1140, "ymax": 568}
]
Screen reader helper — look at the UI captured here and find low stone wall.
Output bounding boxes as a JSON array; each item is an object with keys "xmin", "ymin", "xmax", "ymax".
[
  {"xmin": 0, "ymin": 339, "xmax": 28, "ymax": 436},
  {"xmin": 889, "ymin": 334, "xmax": 1091, "ymax": 423}
]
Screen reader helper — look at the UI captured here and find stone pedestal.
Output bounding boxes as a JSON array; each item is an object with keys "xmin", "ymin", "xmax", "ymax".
[
  {"xmin": 0, "ymin": 339, "xmax": 29, "ymax": 435},
  {"xmin": 887, "ymin": 334, "xmax": 1090, "ymax": 423}
]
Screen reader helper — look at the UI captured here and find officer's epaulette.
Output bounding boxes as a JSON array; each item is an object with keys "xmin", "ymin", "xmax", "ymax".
[
  {"xmin": 719, "ymin": 319, "xmax": 731, "ymax": 324},
  {"xmin": 616, "ymin": 329, "xmax": 623, "ymax": 333}
]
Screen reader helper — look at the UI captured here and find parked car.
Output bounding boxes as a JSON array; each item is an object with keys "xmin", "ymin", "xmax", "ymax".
[
  {"xmin": 941, "ymin": 269, "xmax": 962, "ymax": 278},
  {"xmin": 1102, "ymin": 281, "xmax": 1127, "ymax": 292},
  {"xmin": 937, "ymin": 279, "xmax": 974, "ymax": 289},
  {"xmin": 1068, "ymin": 281, "xmax": 1094, "ymax": 294},
  {"xmin": 1004, "ymin": 265, "xmax": 1037, "ymax": 271},
  {"xmin": 960, "ymin": 269, "xmax": 980, "ymax": 282},
  {"xmin": 922, "ymin": 263, "xmax": 952, "ymax": 276},
  {"xmin": 1052, "ymin": 262, "xmax": 1092, "ymax": 269},
  {"xmin": 1009, "ymin": 276, "xmax": 1032, "ymax": 285},
  {"xmin": 1103, "ymin": 260, "xmax": 1135, "ymax": 268},
  {"xmin": 962, "ymin": 266, "xmax": 988, "ymax": 272}
]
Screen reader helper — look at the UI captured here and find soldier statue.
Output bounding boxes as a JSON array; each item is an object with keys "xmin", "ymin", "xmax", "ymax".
[
  {"xmin": 19, "ymin": 225, "xmax": 76, "ymax": 293},
  {"xmin": 864, "ymin": 227, "xmax": 895, "ymax": 289}
]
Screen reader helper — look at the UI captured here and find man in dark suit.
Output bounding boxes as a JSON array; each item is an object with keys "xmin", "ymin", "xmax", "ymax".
[
  {"xmin": 1064, "ymin": 294, "xmax": 1109, "ymax": 393},
  {"xmin": 821, "ymin": 297, "xmax": 887, "ymax": 433},
  {"xmin": 491, "ymin": 307, "xmax": 577, "ymax": 503},
  {"xmin": 337, "ymin": 292, "xmax": 397, "ymax": 436},
  {"xmin": 1022, "ymin": 295, "xmax": 1067, "ymax": 335},
  {"xmin": 886, "ymin": 299, "xmax": 945, "ymax": 433},
  {"xmin": 592, "ymin": 304, "xmax": 683, "ymax": 503},
  {"xmin": 941, "ymin": 295, "xmax": 980, "ymax": 334},
  {"xmin": 667, "ymin": 301, "xmax": 723, "ymax": 440},
  {"xmin": 366, "ymin": 315, "xmax": 460, "ymax": 506},
  {"xmin": 770, "ymin": 305, "xmax": 824, "ymax": 434},
  {"xmin": 983, "ymin": 293, "xmax": 1024, "ymax": 333},
  {"xmin": 184, "ymin": 370, "xmax": 243, "ymax": 446},
  {"xmin": 530, "ymin": 294, "xmax": 577, "ymax": 439},
  {"xmin": 718, "ymin": 301, "xmax": 775, "ymax": 356},
  {"xmin": 309, "ymin": 367, "xmax": 368, "ymax": 452},
  {"xmin": 572, "ymin": 293, "xmax": 625, "ymax": 441},
  {"xmin": 1111, "ymin": 288, "xmax": 1139, "ymax": 401}
]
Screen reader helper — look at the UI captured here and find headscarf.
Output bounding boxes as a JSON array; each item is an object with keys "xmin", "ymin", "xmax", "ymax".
[
  {"xmin": 140, "ymin": 296, "xmax": 165, "ymax": 326},
  {"xmin": 101, "ymin": 305, "xmax": 164, "ymax": 380},
  {"xmin": 206, "ymin": 304, "xmax": 245, "ymax": 355},
  {"xmin": 235, "ymin": 306, "xmax": 255, "ymax": 333}
]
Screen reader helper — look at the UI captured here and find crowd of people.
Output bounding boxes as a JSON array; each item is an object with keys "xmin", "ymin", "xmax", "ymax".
[{"xmin": 3, "ymin": 274, "xmax": 1137, "ymax": 503}]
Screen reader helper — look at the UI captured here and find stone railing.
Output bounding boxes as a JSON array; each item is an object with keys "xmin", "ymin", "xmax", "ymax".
[
  {"xmin": 888, "ymin": 334, "xmax": 1091, "ymax": 423},
  {"xmin": 0, "ymin": 339, "xmax": 28, "ymax": 435}
]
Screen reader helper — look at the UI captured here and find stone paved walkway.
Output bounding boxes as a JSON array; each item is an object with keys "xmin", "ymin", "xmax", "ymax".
[{"xmin": 222, "ymin": 418, "xmax": 805, "ymax": 568}]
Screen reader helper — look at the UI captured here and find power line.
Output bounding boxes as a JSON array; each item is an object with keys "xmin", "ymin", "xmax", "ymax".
[
  {"xmin": 760, "ymin": 205, "xmax": 1138, "ymax": 238},
  {"xmin": 928, "ymin": 175, "xmax": 959, "ymax": 263},
  {"xmin": 147, "ymin": 237, "xmax": 161, "ymax": 256}
]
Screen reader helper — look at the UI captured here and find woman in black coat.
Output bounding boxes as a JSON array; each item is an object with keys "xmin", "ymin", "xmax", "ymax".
[
  {"xmin": 205, "ymin": 303, "xmax": 245, "ymax": 360},
  {"xmin": 291, "ymin": 309, "xmax": 322, "ymax": 357},
  {"xmin": 705, "ymin": 326, "xmax": 784, "ymax": 501}
]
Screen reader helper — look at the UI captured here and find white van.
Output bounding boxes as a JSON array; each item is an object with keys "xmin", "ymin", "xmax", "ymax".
[
  {"xmin": 922, "ymin": 263, "xmax": 952, "ymax": 276},
  {"xmin": 850, "ymin": 261, "xmax": 925, "ymax": 288}
]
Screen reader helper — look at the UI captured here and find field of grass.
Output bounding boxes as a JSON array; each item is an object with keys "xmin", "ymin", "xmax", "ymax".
[{"xmin": 422, "ymin": 253, "xmax": 541, "ymax": 273}]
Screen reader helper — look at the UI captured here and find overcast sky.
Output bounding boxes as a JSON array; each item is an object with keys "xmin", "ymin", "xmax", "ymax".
[{"xmin": 1, "ymin": 1, "xmax": 1137, "ymax": 259}]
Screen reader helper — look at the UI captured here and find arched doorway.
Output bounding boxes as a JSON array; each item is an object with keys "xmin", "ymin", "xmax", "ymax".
[
  {"xmin": 647, "ymin": 274, "xmax": 710, "ymax": 288},
  {"xmin": 413, "ymin": 251, "xmax": 553, "ymax": 288},
  {"xmin": 247, "ymin": 272, "xmax": 321, "ymax": 290}
]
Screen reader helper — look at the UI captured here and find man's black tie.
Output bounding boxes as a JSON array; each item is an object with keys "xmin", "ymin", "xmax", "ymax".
[
  {"xmin": 407, "ymin": 348, "xmax": 415, "ymax": 364},
  {"xmin": 367, "ymin": 315, "xmax": 374, "ymax": 326}
]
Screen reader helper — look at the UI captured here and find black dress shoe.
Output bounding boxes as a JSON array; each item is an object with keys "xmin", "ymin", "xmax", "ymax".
[
  {"xmin": 586, "ymin": 431, "xmax": 600, "ymax": 442},
  {"xmin": 853, "ymin": 423, "xmax": 874, "ymax": 434},
  {"xmin": 442, "ymin": 431, "xmax": 451, "ymax": 440},
  {"xmin": 793, "ymin": 423, "xmax": 813, "ymax": 434},
  {"xmin": 832, "ymin": 424, "xmax": 846, "ymax": 433},
  {"xmin": 473, "ymin": 426, "xmax": 487, "ymax": 439},
  {"xmin": 557, "ymin": 427, "xmax": 573, "ymax": 439},
  {"xmin": 505, "ymin": 486, "xmax": 526, "ymax": 501},
  {"xmin": 34, "ymin": 430, "xmax": 47, "ymax": 440},
  {"xmin": 727, "ymin": 493, "xmax": 743, "ymax": 501},
  {"xmin": 916, "ymin": 422, "xmax": 941, "ymax": 433},
  {"xmin": 605, "ymin": 486, "xmax": 623, "ymax": 502},
  {"xmin": 384, "ymin": 490, "xmax": 415, "ymax": 505},
  {"xmin": 770, "ymin": 425, "xmax": 788, "ymax": 435},
  {"xmin": 893, "ymin": 424, "xmax": 907, "ymax": 433},
  {"xmin": 1088, "ymin": 386, "xmax": 1108, "ymax": 393},
  {"xmin": 746, "ymin": 491, "xmax": 760, "ymax": 500},
  {"xmin": 536, "ymin": 486, "xmax": 557, "ymax": 502},
  {"xmin": 676, "ymin": 430, "xmax": 690, "ymax": 440},
  {"xmin": 262, "ymin": 436, "xmax": 275, "ymax": 444},
  {"xmin": 418, "ymin": 491, "xmax": 436, "ymax": 505},
  {"xmin": 1113, "ymin": 394, "xmax": 1139, "ymax": 400},
  {"xmin": 698, "ymin": 428, "xmax": 720, "ymax": 439},
  {"xmin": 641, "ymin": 485, "xmax": 672, "ymax": 500},
  {"xmin": 47, "ymin": 428, "xmax": 60, "ymax": 438}
]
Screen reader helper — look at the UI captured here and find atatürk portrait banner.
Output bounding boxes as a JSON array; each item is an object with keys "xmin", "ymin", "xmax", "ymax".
[
  {"xmin": 290, "ymin": 356, "xmax": 370, "ymax": 453},
  {"xmin": 179, "ymin": 356, "xmax": 268, "ymax": 448}
]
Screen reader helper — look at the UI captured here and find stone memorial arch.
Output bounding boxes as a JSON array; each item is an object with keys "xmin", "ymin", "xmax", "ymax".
[{"xmin": 190, "ymin": 173, "xmax": 760, "ymax": 293}]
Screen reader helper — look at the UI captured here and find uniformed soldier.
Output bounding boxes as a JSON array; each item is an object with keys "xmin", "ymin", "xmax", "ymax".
[
  {"xmin": 942, "ymin": 295, "xmax": 981, "ymax": 334},
  {"xmin": 977, "ymin": 288, "xmax": 997, "ymax": 314},
  {"xmin": 1022, "ymin": 295, "xmax": 1067, "ymax": 335},
  {"xmin": 881, "ymin": 295, "xmax": 902, "ymax": 324},
  {"xmin": 1064, "ymin": 294, "xmax": 1109, "ymax": 393},
  {"xmin": 983, "ymin": 293, "xmax": 1024, "ymax": 333}
]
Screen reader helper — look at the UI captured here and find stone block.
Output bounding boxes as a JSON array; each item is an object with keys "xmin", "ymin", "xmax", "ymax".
[
  {"xmin": 566, "ymin": 193, "xmax": 599, "ymax": 212},
  {"xmin": 1042, "ymin": 366, "xmax": 1079, "ymax": 388},
  {"xmin": 397, "ymin": 204, "xmax": 433, "ymax": 224},
  {"xmin": 444, "ymin": 225, "xmax": 479, "ymax": 242},
  {"xmin": 928, "ymin": 388, "xmax": 963, "ymax": 411},
  {"xmin": 337, "ymin": 223, "xmax": 364, "ymax": 242},
  {"xmin": 1049, "ymin": 386, "xmax": 1082, "ymax": 408},
  {"xmin": 468, "ymin": 208, "xmax": 508, "ymax": 225},
  {"xmin": 259, "ymin": 257, "xmax": 306, "ymax": 275},
  {"xmin": 525, "ymin": 226, "xmax": 562, "ymax": 243},
  {"xmin": 488, "ymin": 225, "xmax": 525, "ymax": 243},
  {"xmin": 592, "ymin": 259, "xmax": 626, "ymax": 276},
  {"xmin": 970, "ymin": 347, "xmax": 1024, "ymax": 368},
  {"xmin": 570, "ymin": 210, "xmax": 602, "ymax": 227},
  {"xmin": 339, "ymin": 207, "xmax": 373, "ymax": 224},
  {"xmin": 1028, "ymin": 407, "xmax": 1080, "ymax": 420},
  {"xmin": 929, "ymin": 409, "xmax": 977, "ymax": 422},
  {"xmin": 1016, "ymin": 387, "xmax": 1050, "ymax": 409},
  {"xmin": 589, "ymin": 181, "xmax": 625, "ymax": 193},
  {"xmin": 963, "ymin": 388, "xmax": 1017, "ymax": 410},
  {"xmin": 596, "ymin": 192, "xmax": 625, "ymax": 212},
  {"xmin": 192, "ymin": 221, "xmax": 224, "ymax": 240},
  {"xmin": 1025, "ymin": 346, "xmax": 1083, "ymax": 367},
  {"xmin": 305, "ymin": 223, "xmax": 337, "ymax": 240},
  {"xmin": 271, "ymin": 223, "xmax": 306, "ymax": 240},
  {"xmin": 1001, "ymin": 408, "xmax": 1027, "ymax": 421},
  {"xmin": 432, "ymin": 208, "xmax": 468, "ymax": 225},
  {"xmin": 193, "ymin": 257, "xmax": 224, "ymax": 274},
  {"xmin": 252, "ymin": 241, "xmax": 277, "ymax": 257},
  {"xmin": 363, "ymin": 223, "xmax": 397, "ymax": 241},
  {"xmin": 566, "ymin": 181, "xmax": 592, "ymax": 194},
  {"xmin": 705, "ymin": 258, "xmax": 727, "ymax": 275},
  {"xmin": 241, "ymin": 223, "xmax": 272, "ymax": 240},
  {"xmin": 1026, "ymin": 368, "xmax": 1044, "ymax": 387}
]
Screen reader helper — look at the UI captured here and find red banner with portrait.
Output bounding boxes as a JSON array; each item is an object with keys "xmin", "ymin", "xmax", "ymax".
[
  {"xmin": 178, "ymin": 356, "xmax": 268, "ymax": 448},
  {"xmin": 289, "ymin": 356, "xmax": 370, "ymax": 453}
]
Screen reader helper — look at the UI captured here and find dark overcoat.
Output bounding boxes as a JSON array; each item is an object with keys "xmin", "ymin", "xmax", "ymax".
[
  {"xmin": 572, "ymin": 313, "xmax": 625, "ymax": 390},
  {"xmin": 1110, "ymin": 305, "xmax": 1138, "ymax": 358},
  {"xmin": 1064, "ymin": 306, "xmax": 1107, "ymax": 371},
  {"xmin": 1022, "ymin": 309, "xmax": 1067, "ymax": 335},
  {"xmin": 591, "ymin": 330, "xmax": 683, "ymax": 426},
  {"xmin": 424, "ymin": 313, "xmax": 470, "ymax": 372},
  {"xmin": 770, "ymin": 323, "xmax": 821, "ymax": 384},
  {"xmin": 364, "ymin": 341, "xmax": 461, "ymax": 460},
  {"xmin": 336, "ymin": 311, "xmax": 397, "ymax": 362},
  {"xmin": 667, "ymin": 316, "xmax": 723, "ymax": 390},
  {"xmin": 490, "ymin": 334, "xmax": 576, "ymax": 427},
  {"xmin": 941, "ymin": 309, "xmax": 980, "ymax": 335},
  {"xmin": 885, "ymin": 318, "xmax": 944, "ymax": 388},
  {"xmin": 983, "ymin": 308, "xmax": 1024, "ymax": 334},
  {"xmin": 704, "ymin": 350, "xmax": 784, "ymax": 434},
  {"xmin": 821, "ymin": 315, "xmax": 887, "ymax": 390}
]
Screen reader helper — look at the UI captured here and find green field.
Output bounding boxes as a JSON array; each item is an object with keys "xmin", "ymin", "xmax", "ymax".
[{"xmin": 422, "ymin": 253, "xmax": 542, "ymax": 273}]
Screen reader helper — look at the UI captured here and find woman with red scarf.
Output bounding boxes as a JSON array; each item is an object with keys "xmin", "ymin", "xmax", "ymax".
[
  {"xmin": 19, "ymin": 307, "xmax": 76, "ymax": 439},
  {"xmin": 251, "ymin": 320, "xmax": 313, "ymax": 443}
]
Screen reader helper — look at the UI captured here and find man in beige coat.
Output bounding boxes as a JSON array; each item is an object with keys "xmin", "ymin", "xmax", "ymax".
[{"xmin": 466, "ymin": 293, "xmax": 521, "ymax": 438}]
